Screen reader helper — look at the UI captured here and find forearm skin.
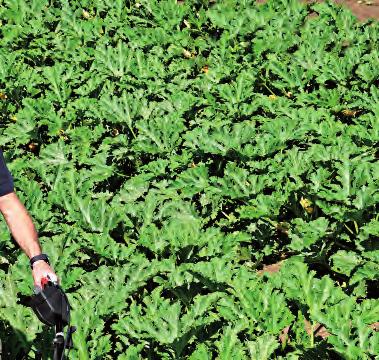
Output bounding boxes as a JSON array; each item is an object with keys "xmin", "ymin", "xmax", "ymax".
[{"xmin": 0, "ymin": 191, "xmax": 42, "ymax": 259}]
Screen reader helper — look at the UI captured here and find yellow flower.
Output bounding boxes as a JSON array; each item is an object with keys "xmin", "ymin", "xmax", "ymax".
[
  {"xmin": 201, "ymin": 65, "xmax": 209, "ymax": 74},
  {"xmin": 341, "ymin": 109, "xmax": 359, "ymax": 117},
  {"xmin": 82, "ymin": 9, "xmax": 90, "ymax": 19},
  {"xmin": 300, "ymin": 196, "xmax": 314, "ymax": 214},
  {"xmin": 182, "ymin": 49, "xmax": 192, "ymax": 58}
]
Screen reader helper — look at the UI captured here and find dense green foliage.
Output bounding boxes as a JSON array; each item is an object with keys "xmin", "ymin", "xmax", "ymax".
[{"xmin": 0, "ymin": 0, "xmax": 378, "ymax": 358}]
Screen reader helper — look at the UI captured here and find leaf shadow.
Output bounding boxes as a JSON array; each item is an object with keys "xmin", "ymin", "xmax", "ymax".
[{"xmin": 0, "ymin": 318, "xmax": 31, "ymax": 359}]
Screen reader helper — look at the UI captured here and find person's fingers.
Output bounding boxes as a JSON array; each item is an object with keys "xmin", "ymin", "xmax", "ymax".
[
  {"xmin": 33, "ymin": 273, "xmax": 41, "ymax": 288},
  {"xmin": 47, "ymin": 273, "xmax": 59, "ymax": 284},
  {"xmin": 34, "ymin": 275, "xmax": 57, "ymax": 287},
  {"xmin": 32, "ymin": 262, "xmax": 60, "ymax": 287}
]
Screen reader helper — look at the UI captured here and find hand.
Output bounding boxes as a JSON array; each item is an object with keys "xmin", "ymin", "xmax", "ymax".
[{"xmin": 32, "ymin": 260, "xmax": 60, "ymax": 288}]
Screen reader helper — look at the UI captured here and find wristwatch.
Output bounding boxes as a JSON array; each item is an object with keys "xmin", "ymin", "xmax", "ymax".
[{"xmin": 30, "ymin": 254, "xmax": 50, "ymax": 269}]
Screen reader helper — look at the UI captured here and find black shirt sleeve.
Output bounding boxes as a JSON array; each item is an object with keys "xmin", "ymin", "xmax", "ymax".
[{"xmin": 0, "ymin": 149, "xmax": 14, "ymax": 197}]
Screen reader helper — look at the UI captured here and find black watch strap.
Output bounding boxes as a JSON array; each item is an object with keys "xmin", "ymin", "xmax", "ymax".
[{"xmin": 30, "ymin": 254, "xmax": 50, "ymax": 269}]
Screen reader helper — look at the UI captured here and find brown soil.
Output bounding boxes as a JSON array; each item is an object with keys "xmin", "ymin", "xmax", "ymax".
[
  {"xmin": 178, "ymin": 0, "xmax": 379, "ymax": 21},
  {"xmin": 256, "ymin": 0, "xmax": 379, "ymax": 21},
  {"xmin": 320, "ymin": 0, "xmax": 379, "ymax": 21},
  {"xmin": 257, "ymin": 261, "xmax": 284, "ymax": 275}
]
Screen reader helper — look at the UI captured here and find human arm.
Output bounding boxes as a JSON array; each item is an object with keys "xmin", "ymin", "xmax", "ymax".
[
  {"xmin": 0, "ymin": 191, "xmax": 59, "ymax": 287},
  {"xmin": 0, "ymin": 150, "xmax": 58, "ymax": 287}
]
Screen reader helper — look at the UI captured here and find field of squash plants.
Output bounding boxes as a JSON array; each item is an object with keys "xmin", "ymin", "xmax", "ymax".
[{"xmin": 0, "ymin": 0, "xmax": 378, "ymax": 358}]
